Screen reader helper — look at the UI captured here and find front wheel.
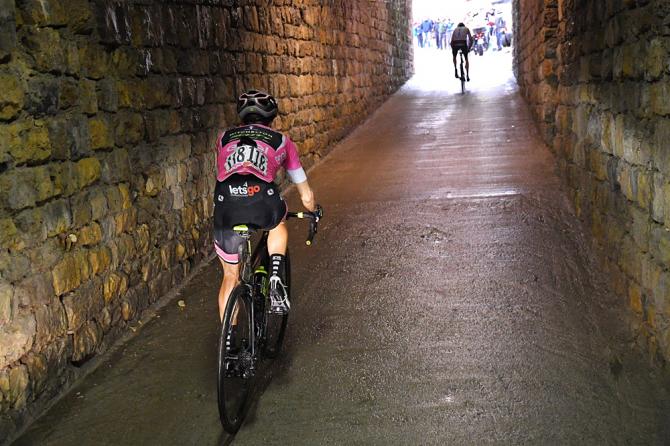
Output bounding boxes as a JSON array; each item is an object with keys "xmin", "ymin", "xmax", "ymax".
[
  {"xmin": 217, "ymin": 285, "xmax": 254, "ymax": 434},
  {"xmin": 263, "ymin": 250, "xmax": 290, "ymax": 359}
]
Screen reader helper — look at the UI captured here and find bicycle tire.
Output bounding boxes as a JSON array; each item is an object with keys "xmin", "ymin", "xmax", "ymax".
[
  {"xmin": 217, "ymin": 285, "xmax": 254, "ymax": 434},
  {"xmin": 459, "ymin": 55, "xmax": 466, "ymax": 94},
  {"xmin": 263, "ymin": 249, "xmax": 290, "ymax": 359}
]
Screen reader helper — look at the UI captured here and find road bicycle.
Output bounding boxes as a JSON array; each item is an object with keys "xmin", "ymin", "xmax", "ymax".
[{"xmin": 217, "ymin": 208, "xmax": 321, "ymax": 434}]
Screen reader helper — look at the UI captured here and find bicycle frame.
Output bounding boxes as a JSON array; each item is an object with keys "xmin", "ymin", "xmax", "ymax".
[
  {"xmin": 218, "ymin": 208, "xmax": 320, "ymax": 433},
  {"xmin": 229, "ymin": 209, "xmax": 318, "ymax": 361}
]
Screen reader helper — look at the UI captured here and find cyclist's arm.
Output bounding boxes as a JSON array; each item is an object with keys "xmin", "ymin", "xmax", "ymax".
[
  {"xmin": 281, "ymin": 136, "xmax": 316, "ymax": 212},
  {"xmin": 467, "ymin": 29, "xmax": 474, "ymax": 49},
  {"xmin": 295, "ymin": 180, "xmax": 316, "ymax": 212}
]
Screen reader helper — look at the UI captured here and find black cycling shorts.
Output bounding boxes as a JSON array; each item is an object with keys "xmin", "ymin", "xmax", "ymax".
[
  {"xmin": 452, "ymin": 42, "xmax": 469, "ymax": 57},
  {"xmin": 213, "ymin": 174, "xmax": 287, "ymax": 263}
]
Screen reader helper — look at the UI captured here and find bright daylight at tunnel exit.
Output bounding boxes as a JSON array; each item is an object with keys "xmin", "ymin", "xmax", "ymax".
[{"xmin": 1, "ymin": 0, "xmax": 670, "ymax": 444}]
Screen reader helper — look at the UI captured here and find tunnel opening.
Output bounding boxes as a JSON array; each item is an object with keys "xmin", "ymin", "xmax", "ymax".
[{"xmin": 410, "ymin": 0, "xmax": 514, "ymax": 90}]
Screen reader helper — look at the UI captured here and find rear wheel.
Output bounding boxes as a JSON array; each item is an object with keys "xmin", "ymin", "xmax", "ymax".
[
  {"xmin": 460, "ymin": 64, "xmax": 466, "ymax": 94},
  {"xmin": 263, "ymin": 250, "xmax": 290, "ymax": 359},
  {"xmin": 217, "ymin": 285, "xmax": 254, "ymax": 434}
]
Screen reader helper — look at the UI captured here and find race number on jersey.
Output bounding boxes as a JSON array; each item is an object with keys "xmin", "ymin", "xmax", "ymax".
[{"xmin": 225, "ymin": 144, "xmax": 268, "ymax": 175}]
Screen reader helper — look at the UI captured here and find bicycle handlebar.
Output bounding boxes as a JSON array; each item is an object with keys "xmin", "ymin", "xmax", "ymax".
[{"xmin": 287, "ymin": 205, "xmax": 323, "ymax": 246}]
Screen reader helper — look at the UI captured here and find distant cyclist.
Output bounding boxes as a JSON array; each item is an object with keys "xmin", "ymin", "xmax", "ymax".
[
  {"xmin": 214, "ymin": 90, "xmax": 318, "ymax": 319},
  {"xmin": 450, "ymin": 22, "xmax": 474, "ymax": 81}
]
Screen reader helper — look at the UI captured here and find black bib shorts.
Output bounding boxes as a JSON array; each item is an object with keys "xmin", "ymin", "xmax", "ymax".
[{"xmin": 213, "ymin": 174, "xmax": 287, "ymax": 264}]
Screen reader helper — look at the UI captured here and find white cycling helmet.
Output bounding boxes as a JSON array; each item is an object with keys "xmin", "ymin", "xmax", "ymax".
[{"xmin": 237, "ymin": 89, "xmax": 278, "ymax": 123}]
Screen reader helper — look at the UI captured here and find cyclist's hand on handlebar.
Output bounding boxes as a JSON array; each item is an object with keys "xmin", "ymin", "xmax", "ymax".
[{"xmin": 314, "ymin": 204, "xmax": 323, "ymax": 221}]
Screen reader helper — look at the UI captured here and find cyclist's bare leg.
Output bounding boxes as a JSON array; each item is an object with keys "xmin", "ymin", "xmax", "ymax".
[
  {"xmin": 452, "ymin": 54, "xmax": 458, "ymax": 77},
  {"xmin": 465, "ymin": 52, "xmax": 471, "ymax": 80},
  {"xmin": 267, "ymin": 221, "xmax": 288, "ymax": 255},
  {"xmin": 218, "ymin": 258, "xmax": 239, "ymax": 321}
]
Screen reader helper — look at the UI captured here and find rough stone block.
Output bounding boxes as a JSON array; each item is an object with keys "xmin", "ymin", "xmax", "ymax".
[
  {"xmin": 33, "ymin": 296, "xmax": 67, "ymax": 348},
  {"xmin": 43, "ymin": 199, "xmax": 71, "ymax": 237},
  {"xmin": 20, "ymin": 121, "xmax": 51, "ymax": 164},
  {"xmin": 52, "ymin": 251, "xmax": 89, "ymax": 296},
  {"xmin": 88, "ymin": 246, "xmax": 111, "ymax": 277},
  {"xmin": 611, "ymin": 114, "xmax": 625, "ymax": 158},
  {"xmin": 0, "ymin": 0, "xmax": 17, "ymax": 61},
  {"xmin": 75, "ymin": 157, "xmax": 101, "ymax": 188},
  {"xmin": 94, "ymin": 2, "xmax": 131, "ymax": 47},
  {"xmin": 629, "ymin": 281, "xmax": 644, "ymax": 315},
  {"xmin": 144, "ymin": 171, "xmax": 164, "ymax": 197},
  {"xmin": 0, "ymin": 218, "xmax": 17, "ymax": 249},
  {"xmin": 652, "ymin": 173, "xmax": 666, "ymax": 223},
  {"xmin": 0, "ymin": 282, "xmax": 12, "ymax": 328},
  {"xmin": 104, "ymin": 184, "xmax": 124, "ymax": 214},
  {"xmin": 25, "ymin": 77, "xmax": 60, "ymax": 117},
  {"xmin": 88, "ymin": 116, "xmax": 114, "ymax": 150},
  {"xmin": 62, "ymin": 277, "xmax": 103, "ymax": 332},
  {"xmin": 621, "ymin": 43, "xmax": 637, "ymax": 79},
  {"xmin": 77, "ymin": 223, "xmax": 102, "ymax": 247},
  {"xmin": 52, "ymin": 162, "xmax": 78, "ymax": 198},
  {"xmin": 58, "ymin": 78, "xmax": 79, "ymax": 111},
  {"xmin": 80, "ymin": 79, "xmax": 98, "ymax": 116},
  {"xmin": 653, "ymin": 118, "xmax": 670, "ymax": 176},
  {"xmin": 650, "ymin": 80, "xmax": 670, "ymax": 116},
  {"xmin": 0, "ymin": 72, "xmax": 24, "ymax": 121},
  {"xmin": 48, "ymin": 115, "xmax": 91, "ymax": 160},
  {"xmin": 13, "ymin": 207, "xmax": 46, "ymax": 247},
  {"xmin": 71, "ymin": 320, "xmax": 101, "ymax": 363},
  {"xmin": 13, "ymin": 271, "xmax": 54, "ymax": 309},
  {"xmin": 88, "ymin": 188, "xmax": 108, "ymax": 221},
  {"xmin": 103, "ymin": 272, "xmax": 127, "ymax": 303},
  {"xmin": 114, "ymin": 208, "xmax": 137, "ymax": 235},
  {"xmin": 7, "ymin": 364, "xmax": 29, "ymax": 409},
  {"xmin": 646, "ymin": 37, "xmax": 669, "ymax": 80},
  {"xmin": 96, "ymin": 79, "xmax": 119, "ymax": 112},
  {"xmin": 650, "ymin": 225, "xmax": 670, "ymax": 266},
  {"xmin": 0, "ymin": 166, "xmax": 53, "ymax": 211},
  {"xmin": 99, "ymin": 149, "xmax": 130, "ymax": 185},
  {"xmin": 22, "ymin": 352, "xmax": 47, "ymax": 395},
  {"xmin": 78, "ymin": 42, "xmax": 109, "ymax": 80},
  {"xmin": 631, "ymin": 206, "xmax": 651, "ymax": 253},
  {"xmin": 0, "ymin": 313, "xmax": 35, "ymax": 370},
  {"xmin": 627, "ymin": 167, "xmax": 652, "ymax": 210},
  {"xmin": 118, "ymin": 183, "xmax": 132, "ymax": 210},
  {"xmin": 17, "ymin": 0, "xmax": 67, "ymax": 26},
  {"xmin": 21, "ymin": 27, "xmax": 65, "ymax": 73}
]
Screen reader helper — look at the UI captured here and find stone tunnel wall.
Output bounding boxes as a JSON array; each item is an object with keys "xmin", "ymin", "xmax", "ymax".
[
  {"xmin": 514, "ymin": 0, "xmax": 670, "ymax": 363},
  {"xmin": 0, "ymin": 0, "xmax": 413, "ymax": 437}
]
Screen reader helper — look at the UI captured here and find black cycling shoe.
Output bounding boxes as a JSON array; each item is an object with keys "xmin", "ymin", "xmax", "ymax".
[
  {"xmin": 454, "ymin": 71, "xmax": 459, "ymax": 78},
  {"xmin": 467, "ymin": 76, "xmax": 470, "ymax": 82}
]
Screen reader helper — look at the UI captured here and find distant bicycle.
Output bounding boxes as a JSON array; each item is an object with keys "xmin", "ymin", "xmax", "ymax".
[
  {"xmin": 217, "ymin": 208, "xmax": 321, "ymax": 434},
  {"xmin": 457, "ymin": 48, "xmax": 467, "ymax": 94}
]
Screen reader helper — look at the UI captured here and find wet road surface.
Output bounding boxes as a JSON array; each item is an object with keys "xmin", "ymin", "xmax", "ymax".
[{"xmin": 14, "ymin": 50, "xmax": 670, "ymax": 445}]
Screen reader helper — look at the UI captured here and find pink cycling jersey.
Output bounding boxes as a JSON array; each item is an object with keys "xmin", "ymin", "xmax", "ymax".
[{"xmin": 216, "ymin": 124, "xmax": 307, "ymax": 184}]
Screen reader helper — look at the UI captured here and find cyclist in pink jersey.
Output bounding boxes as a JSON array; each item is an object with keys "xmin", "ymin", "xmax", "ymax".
[{"xmin": 214, "ymin": 90, "xmax": 319, "ymax": 319}]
